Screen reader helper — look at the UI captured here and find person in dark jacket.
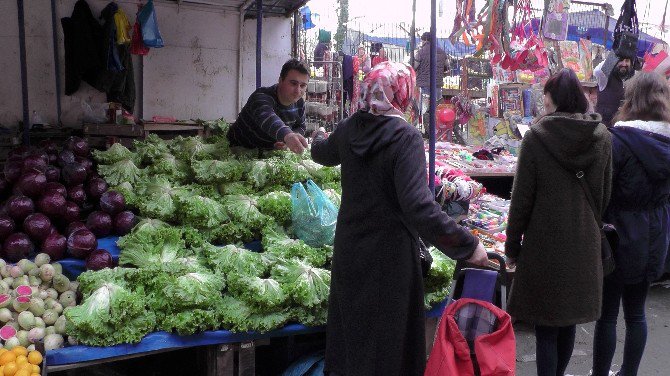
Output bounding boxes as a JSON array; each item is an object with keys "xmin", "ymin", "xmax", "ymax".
[
  {"xmin": 595, "ymin": 56, "xmax": 633, "ymax": 127},
  {"xmin": 591, "ymin": 72, "xmax": 670, "ymax": 376},
  {"xmin": 311, "ymin": 61, "xmax": 488, "ymax": 376},
  {"xmin": 413, "ymin": 32, "xmax": 448, "ymax": 126},
  {"xmin": 414, "ymin": 32, "xmax": 448, "ymax": 92},
  {"xmin": 505, "ymin": 68, "xmax": 612, "ymax": 376}
]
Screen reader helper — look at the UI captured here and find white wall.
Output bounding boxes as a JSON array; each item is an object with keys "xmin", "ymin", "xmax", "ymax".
[
  {"xmin": 240, "ymin": 17, "xmax": 293, "ymax": 107},
  {"xmin": 0, "ymin": 1, "xmax": 22, "ymax": 127},
  {"xmin": 0, "ymin": 0, "xmax": 293, "ymax": 128}
]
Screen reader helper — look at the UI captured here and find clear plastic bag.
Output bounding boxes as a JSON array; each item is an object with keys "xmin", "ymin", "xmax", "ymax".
[{"xmin": 291, "ymin": 180, "xmax": 338, "ymax": 247}]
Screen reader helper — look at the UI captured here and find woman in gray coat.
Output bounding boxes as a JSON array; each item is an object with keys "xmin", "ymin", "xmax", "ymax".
[{"xmin": 505, "ymin": 68, "xmax": 612, "ymax": 376}]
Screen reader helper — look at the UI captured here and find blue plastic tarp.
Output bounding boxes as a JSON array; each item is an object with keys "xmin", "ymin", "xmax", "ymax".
[{"xmin": 59, "ymin": 237, "xmax": 120, "ymax": 280}]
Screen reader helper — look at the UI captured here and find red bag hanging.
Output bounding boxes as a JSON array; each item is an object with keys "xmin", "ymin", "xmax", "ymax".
[{"xmin": 130, "ymin": 20, "xmax": 149, "ymax": 56}]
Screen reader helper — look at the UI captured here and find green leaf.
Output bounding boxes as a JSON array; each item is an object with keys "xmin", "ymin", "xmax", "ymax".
[
  {"xmin": 257, "ymin": 191, "xmax": 292, "ymax": 225},
  {"xmin": 118, "ymin": 226, "xmax": 187, "ymax": 268},
  {"xmin": 271, "ymin": 260, "xmax": 330, "ymax": 308},
  {"xmin": 92, "ymin": 143, "xmax": 138, "ymax": 165},
  {"xmin": 192, "ymin": 159, "xmax": 246, "ymax": 184},
  {"xmin": 228, "ymin": 276, "xmax": 288, "ymax": 310},
  {"xmin": 203, "ymin": 244, "xmax": 267, "ymax": 277},
  {"xmin": 97, "ymin": 159, "xmax": 146, "ymax": 186},
  {"xmin": 176, "ymin": 195, "xmax": 229, "ymax": 229}
]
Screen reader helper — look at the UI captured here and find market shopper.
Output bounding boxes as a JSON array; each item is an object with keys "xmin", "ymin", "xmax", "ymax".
[
  {"xmin": 595, "ymin": 56, "xmax": 634, "ymax": 127},
  {"xmin": 371, "ymin": 46, "xmax": 388, "ymax": 67},
  {"xmin": 413, "ymin": 32, "xmax": 448, "ymax": 126},
  {"xmin": 310, "ymin": 61, "xmax": 489, "ymax": 376},
  {"xmin": 357, "ymin": 46, "xmax": 371, "ymax": 74},
  {"xmin": 226, "ymin": 59, "xmax": 309, "ymax": 154},
  {"xmin": 591, "ymin": 72, "xmax": 670, "ymax": 376},
  {"xmin": 504, "ymin": 68, "xmax": 612, "ymax": 376}
]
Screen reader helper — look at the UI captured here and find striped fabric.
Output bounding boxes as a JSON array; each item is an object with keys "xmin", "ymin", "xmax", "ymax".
[
  {"xmin": 227, "ymin": 84, "xmax": 306, "ymax": 149},
  {"xmin": 454, "ymin": 302, "xmax": 499, "ymax": 350}
]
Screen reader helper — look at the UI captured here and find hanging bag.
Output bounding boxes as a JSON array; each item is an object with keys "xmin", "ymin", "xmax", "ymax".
[
  {"xmin": 130, "ymin": 19, "xmax": 150, "ymax": 55},
  {"xmin": 612, "ymin": 0, "xmax": 639, "ymax": 59},
  {"xmin": 137, "ymin": 0, "xmax": 164, "ymax": 48}
]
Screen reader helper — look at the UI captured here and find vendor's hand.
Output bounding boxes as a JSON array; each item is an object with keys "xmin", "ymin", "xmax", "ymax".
[
  {"xmin": 284, "ymin": 133, "xmax": 308, "ymax": 154},
  {"xmin": 466, "ymin": 242, "xmax": 489, "ymax": 267},
  {"xmin": 273, "ymin": 141, "xmax": 287, "ymax": 150}
]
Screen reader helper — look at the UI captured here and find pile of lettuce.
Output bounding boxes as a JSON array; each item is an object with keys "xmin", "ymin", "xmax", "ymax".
[{"xmin": 74, "ymin": 134, "xmax": 454, "ymax": 345}]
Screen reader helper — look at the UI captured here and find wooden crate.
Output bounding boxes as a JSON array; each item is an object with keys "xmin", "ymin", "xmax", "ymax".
[{"xmin": 84, "ymin": 123, "xmax": 205, "ymax": 149}]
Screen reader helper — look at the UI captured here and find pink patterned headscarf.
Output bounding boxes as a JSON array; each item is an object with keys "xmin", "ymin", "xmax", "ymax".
[{"xmin": 359, "ymin": 61, "xmax": 416, "ymax": 117}]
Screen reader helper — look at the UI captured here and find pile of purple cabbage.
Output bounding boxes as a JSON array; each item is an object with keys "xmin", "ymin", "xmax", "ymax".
[{"xmin": 0, "ymin": 137, "xmax": 137, "ymax": 269}]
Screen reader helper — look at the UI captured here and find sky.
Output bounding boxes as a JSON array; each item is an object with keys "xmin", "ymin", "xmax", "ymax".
[{"xmin": 306, "ymin": 0, "xmax": 668, "ymax": 41}]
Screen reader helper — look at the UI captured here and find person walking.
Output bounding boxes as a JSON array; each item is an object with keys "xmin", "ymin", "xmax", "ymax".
[
  {"xmin": 504, "ymin": 68, "xmax": 612, "ymax": 376},
  {"xmin": 591, "ymin": 71, "xmax": 670, "ymax": 376},
  {"xmin": 413, "ymin": 32, "xmax": 448, "ymax": 127},
  {"xmin": 311, "ymin": 61, "xmax": 488, "ymax": 376}
]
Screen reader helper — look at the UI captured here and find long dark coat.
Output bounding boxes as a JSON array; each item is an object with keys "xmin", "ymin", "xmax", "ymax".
[
  {"xmin": 311, "ymin": 111, "xmax": 478, "ymax": 376},
  {"xmin": 606, "ymin": 120, "xmax": 670, "ymax": 283},
  {"xmin": 505, "ymin": 113, "xmax": 612, "ymax": 326}
]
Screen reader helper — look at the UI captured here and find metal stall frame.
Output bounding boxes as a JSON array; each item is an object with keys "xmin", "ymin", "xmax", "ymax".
[{"xmin": 304, "ymin": 60, "xmax": 345, "ymax": 133}]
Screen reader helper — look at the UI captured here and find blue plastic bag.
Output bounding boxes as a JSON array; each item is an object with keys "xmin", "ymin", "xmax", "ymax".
[
  {"xmin": 137, "ymin": 0, "xmax": 164, "ymax": 48},
  {"xmin": 291, "ymin": 180, "xmax": 338, "ymax": 248}
]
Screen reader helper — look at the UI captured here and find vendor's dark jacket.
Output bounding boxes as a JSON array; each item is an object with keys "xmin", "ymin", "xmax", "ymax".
[
  {"xmin": 227, "ymin": 84, "xmax": 305, "ymax": 150},
  {"xmin": 311, "ymin": 111, "xmax": 478, "ymax": 376},
  {"xmin": 414, "ymin": 42, "xmax": 447, "ymax": 89},
  {"xmin": 605, "ymin": 120, "xmax": 670, "ymax": 283},
  {"xmin": 505, "ymin": 112, "xmax": 612, "ymax": 326},
  {"xmin": 596, "ymin": 72, "xmax": 625, "ymax": 127}
]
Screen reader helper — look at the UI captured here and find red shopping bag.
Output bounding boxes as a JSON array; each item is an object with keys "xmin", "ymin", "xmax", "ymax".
[{"xmin": 130, "ymin": 20, "xmax": 149, "ymax": 56}]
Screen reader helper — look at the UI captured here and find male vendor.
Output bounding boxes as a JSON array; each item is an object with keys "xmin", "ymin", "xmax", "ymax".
[{"xmin": 227, "ymin": 59, "xmax": 309, "ymax": 154}]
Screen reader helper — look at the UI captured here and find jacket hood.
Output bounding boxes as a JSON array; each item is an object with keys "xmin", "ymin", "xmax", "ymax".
[
  {"xmin": 100, "ymin": 2, "xmax": 118, "ymax": 20},
  {"xmin": 348, "ymin": 111, "xmax": 409, "ymax": 157},
  {"xmin": 612, "ymin": 120, "xmax": 670, "ymax": 180},
  {"xmin": 531, "ymin": 112, "xmax": 610, "ymax": 170}
]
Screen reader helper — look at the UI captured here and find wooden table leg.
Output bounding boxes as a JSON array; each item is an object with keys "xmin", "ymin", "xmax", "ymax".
[{"xmin": 238, "ymin": 341, "xmax": 255, "ymax": 376}]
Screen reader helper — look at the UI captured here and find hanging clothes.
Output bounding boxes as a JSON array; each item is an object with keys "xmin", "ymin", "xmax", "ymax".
[
  {"xmin": 61, "ymin": 0, "xmax": 105, "ymax": 95},
  {"xmin": 351, "ymin": 56, "xmax": 361, "ymax": 114},
  {"xmin": 341, "ymin": 53, "xmax": 354, "ymax": 114},
  {"xmin": 114, "ymin": 8, "xmax": 132, "ymax": 44}
]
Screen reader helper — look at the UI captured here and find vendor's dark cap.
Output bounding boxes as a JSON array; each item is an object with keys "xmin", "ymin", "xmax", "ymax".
[{"xmin": 421, "ymin": 32, "xmax": 431, "ymax": 40}]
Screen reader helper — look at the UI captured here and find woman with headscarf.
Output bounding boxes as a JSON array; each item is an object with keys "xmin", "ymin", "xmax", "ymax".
[{"xmin": 311, "ymin": 61, "xmax": 488, "ymax": 376}]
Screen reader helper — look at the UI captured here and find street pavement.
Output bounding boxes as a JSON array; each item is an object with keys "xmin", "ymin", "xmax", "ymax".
[{"xmin": 514, "ymin": 282, "xmax": 670, "ymax": 375}]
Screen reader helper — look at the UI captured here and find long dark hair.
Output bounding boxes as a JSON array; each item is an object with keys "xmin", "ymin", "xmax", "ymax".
[
  {"xmin": 613, "ymin": 71, "xmax": 670, "ymax": 123},
  {"xmin": 543, "ymin": 68, "xmax": 589, "ymax": 114}
]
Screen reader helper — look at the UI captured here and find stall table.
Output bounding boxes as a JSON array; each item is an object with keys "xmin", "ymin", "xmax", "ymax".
[{"xmin": 49, "ymin": 238, "xmax": 450, "ymax": 375}]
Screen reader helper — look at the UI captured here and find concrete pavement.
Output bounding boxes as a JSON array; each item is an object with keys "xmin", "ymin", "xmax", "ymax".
[{"xmin": 514, "ymin": 282, "xmax": 670, "ymax": 375}]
